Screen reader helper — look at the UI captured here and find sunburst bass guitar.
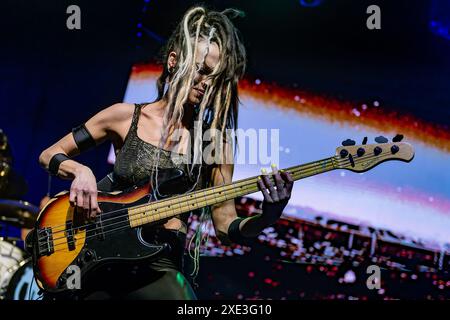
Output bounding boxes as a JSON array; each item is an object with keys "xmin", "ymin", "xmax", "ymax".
[{"xmin": 28, "ymin": 136, "xmax": 414, "ymax": 295}]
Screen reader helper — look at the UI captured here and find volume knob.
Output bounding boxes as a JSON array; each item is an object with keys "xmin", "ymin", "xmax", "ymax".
[{"xmin": 84, "ymin": 250, "xmax": 94, "ymax": 262}]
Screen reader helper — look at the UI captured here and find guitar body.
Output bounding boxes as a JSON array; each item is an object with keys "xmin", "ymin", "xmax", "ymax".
[{"xmin": 29, "ymin": 168, "xmax": 192, "ymax": 296}]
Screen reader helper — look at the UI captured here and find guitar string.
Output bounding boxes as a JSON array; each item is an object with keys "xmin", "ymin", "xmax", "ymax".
[
  {"xmin": 37, "ymin": 149, "xmax": 397, "ymax": 253},
  {"xmin": 37, "ymin": 155, "xmax": 335, "ymax": 236},
  {"xmin": 36, "ymin": 149, "xmax": 396, "ymax": 248},
  {"xmin": 36, "ymin": 146, "xmax": 394, "ymax": 237},
  {"xmin": 37, "ymin": 146, "xmax": 390, "ymax": 237}
]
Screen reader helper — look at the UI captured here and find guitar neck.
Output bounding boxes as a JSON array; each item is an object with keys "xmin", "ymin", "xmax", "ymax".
[{"xmin": 128, "ymin": 156, "xmax": 337, "ymax": 228}]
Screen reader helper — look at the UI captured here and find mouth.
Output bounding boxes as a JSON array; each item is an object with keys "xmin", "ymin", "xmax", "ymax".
[{"xmin": 194, "ymin": 88, "xmax": 205, "ymax": 96}]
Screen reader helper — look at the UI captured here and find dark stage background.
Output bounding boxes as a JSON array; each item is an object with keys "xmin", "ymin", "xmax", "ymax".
[
  {"xmin": 1, "ymin": 0, "xmax": 449, "ymax": 204},
  {"xmin": 1, "ymin": 0, "xmax": 449, "ymax": 300}
]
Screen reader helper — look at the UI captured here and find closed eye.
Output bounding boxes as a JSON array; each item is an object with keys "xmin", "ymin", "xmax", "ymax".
[{"xmin": 196, "ymin": 63, "xmax": 212, "ymax": 75}]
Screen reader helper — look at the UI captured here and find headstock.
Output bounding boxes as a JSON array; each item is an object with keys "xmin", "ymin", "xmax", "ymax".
[{"xmin": 335, "ymin": 135, "xmax": 414, "ymax": 172}]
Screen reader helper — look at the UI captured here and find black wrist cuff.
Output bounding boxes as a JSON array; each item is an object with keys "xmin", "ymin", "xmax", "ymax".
[
  {"xmin": 227, "ymin": 217, "xmax": 247, "ymax": 245},
  {"xmin": 72, "ymin": 124, "xmax": 96, "ymax": 152},
  {"xmin": 48, "ymin": 153, "xmax": 70, "ymax": 176}
]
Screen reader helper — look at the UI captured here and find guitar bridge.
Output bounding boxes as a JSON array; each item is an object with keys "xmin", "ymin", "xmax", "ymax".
[{"xmin": 38, "ymin": 227, "xmax": 54, "ymax": 256}]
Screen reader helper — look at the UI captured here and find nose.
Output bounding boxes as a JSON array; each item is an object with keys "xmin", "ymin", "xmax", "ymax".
[{"xmin": 200, "ymin": 77, "xmax": 209, "ymax": 89}]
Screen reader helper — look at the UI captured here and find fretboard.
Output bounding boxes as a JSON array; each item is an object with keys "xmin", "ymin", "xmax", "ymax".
[{"xmin": 128, "ymin": 156, "xmax": 337, "ymax": 227}]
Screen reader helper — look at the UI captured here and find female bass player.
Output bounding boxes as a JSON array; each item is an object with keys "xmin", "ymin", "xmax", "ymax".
[{"xmin": 38, "ymin": 6, "xmax": 294, "ymax": 300}]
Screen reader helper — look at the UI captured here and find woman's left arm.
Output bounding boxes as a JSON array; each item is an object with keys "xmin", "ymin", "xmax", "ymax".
[{"xmin": 211, "ymin": 160, "xmax": 294, "ymax": 244}]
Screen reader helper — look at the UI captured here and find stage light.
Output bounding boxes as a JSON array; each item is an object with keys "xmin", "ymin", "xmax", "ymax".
[
  {"xmin": 351, "ymin": 108, "xmax": 361, "ymax": 117},
  {"xmin": 299, "ymin": 0, "xmax": 323, "ymax": 8},
  {"xmin": 429, "ymin": 21, "xmax": 450, "ymax": 40},
  {"xmin": 343, "ymin": 270, "xmax": 356, "ymax": 283},
  {"xmin": 429, "ymin": 0, "xmax": 450, "ymax": 40}
]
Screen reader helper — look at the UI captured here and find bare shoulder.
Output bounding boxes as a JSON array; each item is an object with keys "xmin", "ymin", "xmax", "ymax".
[
  {"xmin": 101, "ymin": 103, "xmax": 135, "ymax": 124},
  {"xmin": 85, "ymin": 103, "xmax": 135, "ymax": 130}
]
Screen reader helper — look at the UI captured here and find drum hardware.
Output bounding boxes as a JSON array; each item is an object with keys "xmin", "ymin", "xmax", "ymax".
[
  {"xmin": 0, "ymin": 239, "xmax": 26, "ymax": 299},
  {"xmin": 0, "ymin": 257, "xmax": 41, "ymax": 300},
  {"xmin": 0, "ymin": 199, "xmax": 39, "ymax": 229},
  {"xmin": 0, "ymin": 129, "xmax": 41, "ymax": 299},
  {"xmin": 0, "ymin": 129, "xmax": 27, "ymax": 199}
]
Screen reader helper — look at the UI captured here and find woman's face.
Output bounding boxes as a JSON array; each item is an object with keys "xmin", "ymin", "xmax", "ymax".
[
  {"xmin": 189, "ymin": 41, "xmax": 220, "ymax": 105},
  {"xmin": 169, "ymin": 41, "xmax": 220, "ymax": 105}
]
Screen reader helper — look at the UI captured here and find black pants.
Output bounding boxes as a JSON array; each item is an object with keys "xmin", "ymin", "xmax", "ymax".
[{"xmin": 81, "ymin": 268, "xmax": 197, "ymax": 300}]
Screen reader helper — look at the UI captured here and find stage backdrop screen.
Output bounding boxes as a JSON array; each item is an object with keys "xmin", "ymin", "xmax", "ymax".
[{"xmin": 112, "ymin": 64, "xmax": 450, "ymax": 249}]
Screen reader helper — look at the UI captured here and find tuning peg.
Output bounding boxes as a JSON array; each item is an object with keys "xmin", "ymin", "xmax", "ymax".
[
  {"xmin": 362, "ymin": 137, "xmax": 368, "ymax": 145},
  {"xmin": 357, "ymin": 147, "xmax": 366, "ymax": 157},
  {"xmin": 391, "ymin": 145, "xmax": 399, "ymax": 154},
  {"xmin": 374, "ymin": 146, "xmax": 382, "ymax": 156},
  {"xmin": 342, "ymin": 139, "xmax": 356, "ymax": 146},
  {"xmin": 392, "ymin": 134, "xmax": 404, "ymax": 142},
  {"xmin": 374, "ymin": 136, "xmax": 388, "ymax": 143},
  {"xmin": 340, "ymin": 149, "xmax": 349, "ymax": 158}
]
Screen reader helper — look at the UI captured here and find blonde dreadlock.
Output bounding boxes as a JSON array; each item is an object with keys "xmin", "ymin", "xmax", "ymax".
[{"xmin": 150, "ymin": 5, "xmax": 246, "ymax": 280}]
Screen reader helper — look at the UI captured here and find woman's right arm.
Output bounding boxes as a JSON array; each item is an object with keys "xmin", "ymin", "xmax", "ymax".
[{"xmin": 39, "ymin": 103, "xmax": 133, "ymax": 219}]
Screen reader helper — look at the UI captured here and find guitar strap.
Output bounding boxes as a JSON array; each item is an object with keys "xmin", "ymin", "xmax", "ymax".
[{"xmin": 97, "ymin": 172, "xmax": 116, "ymax": 192}]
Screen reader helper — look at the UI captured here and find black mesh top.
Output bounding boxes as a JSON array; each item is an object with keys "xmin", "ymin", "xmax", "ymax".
[
  {"xmin": 114, "ymin": 103, "xmax": 188, "ymax": 185},
  {"xmin": 112, "ymin": 103, "xmax": 212, "ymax": 226}
]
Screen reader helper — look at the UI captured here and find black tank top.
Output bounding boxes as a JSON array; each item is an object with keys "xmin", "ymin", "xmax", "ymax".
[
  {"xmin": 114, "ymin": 103, "xmax": 188, "ymax": 185},
  {"xmin": 112, "ymin": 103, "xmax": 212, "ymax": 225}
]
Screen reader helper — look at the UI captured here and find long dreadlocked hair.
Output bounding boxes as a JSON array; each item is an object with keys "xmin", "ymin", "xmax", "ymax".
[
  {"xmin": 155, "ymin": 5, "xmax": 245, "ymax": 164},
  {"xmin": 149, "ymin": 6, "xmax": 246, "ymax": 280}
]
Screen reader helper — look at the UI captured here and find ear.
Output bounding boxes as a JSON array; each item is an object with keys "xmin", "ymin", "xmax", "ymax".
[{"xmin": 167, "ymin": 51, "xmax": 177, "ymax": 70}]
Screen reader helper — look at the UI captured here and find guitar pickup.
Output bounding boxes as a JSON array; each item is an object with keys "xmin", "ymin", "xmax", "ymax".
[
  {"xmin": 65, "ymin": 220, "xmax": 76, "ymax": 251},
  {"xmin": 95, "ymin": 216, "xmax": 105, "ymax": 240}
]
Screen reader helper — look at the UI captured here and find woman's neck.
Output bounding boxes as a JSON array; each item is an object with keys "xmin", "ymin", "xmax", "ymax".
[
  {"xmin": 181, "ymin": 103, "xmax": 195, "ymax": 129},
  {"xmin": 155, "ymin": 97, "xmax": 196, "ymax": 129}
]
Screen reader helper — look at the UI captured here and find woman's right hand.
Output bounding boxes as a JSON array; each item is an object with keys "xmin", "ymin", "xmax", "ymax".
[{"xmin": 69, "ymin": 166, "xmax": 101, "ymax": 220}]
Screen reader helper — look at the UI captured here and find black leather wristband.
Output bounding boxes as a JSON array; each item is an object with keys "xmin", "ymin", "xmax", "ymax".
[
  {"xmin": 227, "ymin": 217, "xmax": 247, "ymax": 245},
  {"xmin": 72, "ymin": 124, "xmax": 96, "ymax": 152},
  {"xmin": 48, "ymin": 153, "xmax": 70, "ymax": 176}
]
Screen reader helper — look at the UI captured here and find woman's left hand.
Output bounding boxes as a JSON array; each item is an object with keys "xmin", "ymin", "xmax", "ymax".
[{"xmin": 257, "ymin": 164, "xmax": 294, "ymax": 225}]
